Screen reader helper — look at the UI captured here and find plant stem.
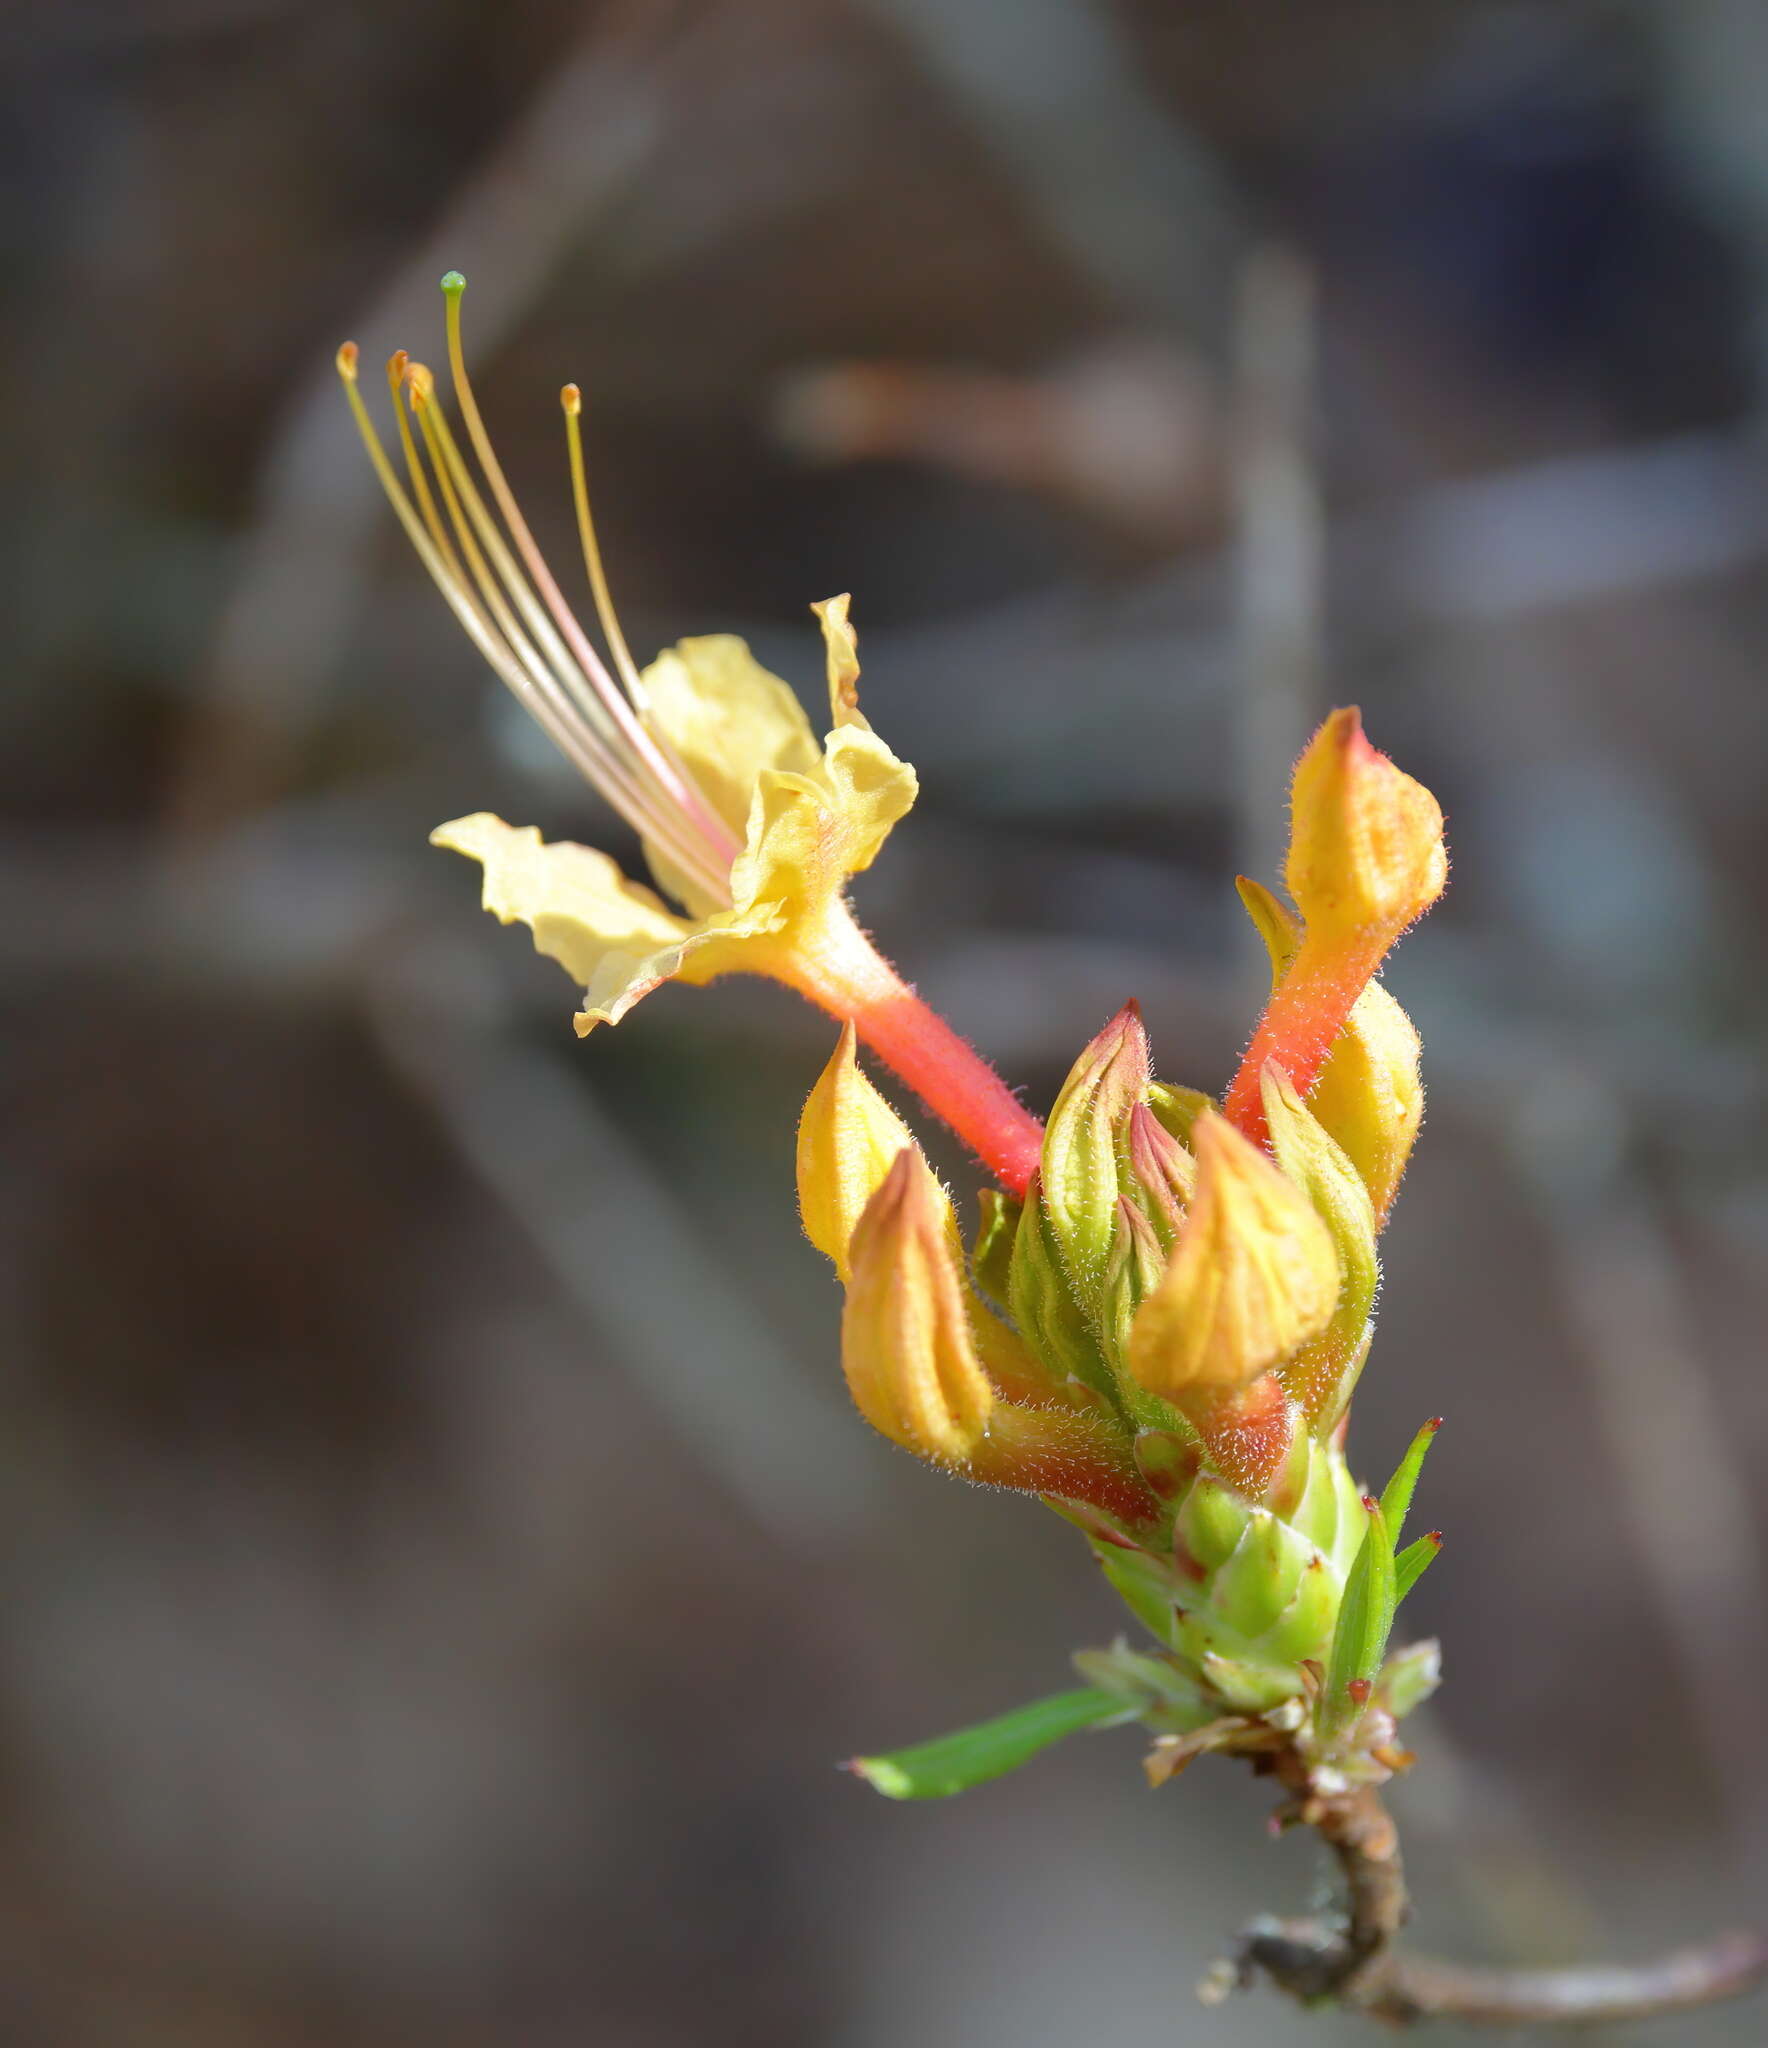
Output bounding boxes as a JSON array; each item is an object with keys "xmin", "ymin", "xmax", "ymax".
[
  {"xmin": 791, "ymin": 899, "xmax": 1045, "ymax": 1197},
  {"xmin": 1217, "ymin": 1778, "xmax": 1768, "ymax": 2027},
  {"xmin": 1222, "ymin": 929, "xmax": 1385, "ymax": 1148}
]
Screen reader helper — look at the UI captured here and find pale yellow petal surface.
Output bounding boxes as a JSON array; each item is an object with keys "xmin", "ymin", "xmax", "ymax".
[
  {"xmin": 431, "ymin": 812, "xmax": 779, "ymax": 1032},
  {"xmin": 639, "ymin": 635, "xmax": 821, "ymax": 842}
]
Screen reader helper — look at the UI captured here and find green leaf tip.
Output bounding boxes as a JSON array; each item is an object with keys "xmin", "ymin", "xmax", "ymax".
[
  {"xmin": 1394, "ymin": 1530, "xmax": 1443, "ymax": 1604},
  {"xmin": 440, "ymin": 270, "xmax": 467, "ymax": 296},
  {"xmin": 845, "ymin": 1687, "xmax": 1127, "ymax": 1800},
  {"xmin": 1321, "ymin": 1495, "xmax": 1397, "ymax": 1734},
  {"xmin": 1378, "ymin": 1415, "xmax": 1442, "ymax": 1545}
]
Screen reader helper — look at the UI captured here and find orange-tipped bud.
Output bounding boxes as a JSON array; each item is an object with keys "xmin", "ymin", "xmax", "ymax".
[
  {"xmin": 1286, "ymin": 707, "xmax": 1446, "ymax": 947},
  {"xmin": 842, "ymin": 1149, "xmax": 994, "ymax": 1465},
  {"xmin": 335, "ymin": 341, "xmax": 359, "ymax": 380},
  {"xmin": 1223, "ymin": 712, "xmax": 1445, "ymax": 1149},
  {"xmin": 797, "ymin": 1024, "xmax": 935, "ymax": 1281},
  {"xmin": 1126, "ymin": 1111, "xmax": 1338, "ymax": 1407}
]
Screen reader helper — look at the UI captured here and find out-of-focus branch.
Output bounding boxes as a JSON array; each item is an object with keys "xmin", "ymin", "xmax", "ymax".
[{"xmin": 1212, "ymin": 1779, "xmax": 1768, "ymax": 2027}]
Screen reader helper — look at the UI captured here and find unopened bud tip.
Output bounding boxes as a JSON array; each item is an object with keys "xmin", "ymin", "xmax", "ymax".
[
  {"xmin": 335, "ymin": 341, "xmax": 359, "ymax": 379},
  {"xmin": 561, "ymin": 383, "xmax": 582, "ymax": 415},
  {"xmin": 440, "ymin": 270, "xmax": 466, "ymax": 297}
]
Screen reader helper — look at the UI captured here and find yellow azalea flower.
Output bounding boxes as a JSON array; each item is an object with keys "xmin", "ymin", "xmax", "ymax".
[
  {"xmin": 433, "ymin": 596, "xmax": 916, "ymax": 1035},
  {"xmin": 338, "ymin": 274, "xmax": 1045, "ymax": 1193}
]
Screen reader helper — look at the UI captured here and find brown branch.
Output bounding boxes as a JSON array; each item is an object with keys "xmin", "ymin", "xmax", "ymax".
[{"xmin": 1215, "ymin": 1779, "xmax": 1768, "ymax": 2027}]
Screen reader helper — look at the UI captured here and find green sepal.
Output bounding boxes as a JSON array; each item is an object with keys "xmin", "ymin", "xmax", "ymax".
[
  {"xmin": 1393, "ymin": 1531, "xmax": 1442, "ymax": 1604},
  {"xmin": 1320, "ymin": 1495, "xmax": 1396, "ymax": 1734},
  {"xmin": 1379, "ymin": 1417, "xmax": 1442, "ymax": 1545},
  {"xmin": 1255, "ymin": 1551, "xmax": 1338, "ymax": 1665},
  {"xmin": 1146, "ymin": 1079, "xmax": 1213, "ymax": 1147},
  {"xmin": 848, "ymin": 1687, "xmax": 1130, "ymax": 1800},
  {"xmin": 1095, "ymin": 1542, "xmax": 1181, "ymax": 1648},
  {"xmin": 971, "ymin": 1188, "xmax": 1021, "ymax": 1314},
  {"xmin": 1236, "ymin": 874, "xmax": 1301, "ymax": 978},
  {"xmin": 1378, "ymin": 1637, "xmax": 1442, "ymax": 1720},
  {"xmin": 1071, "ymin": 1642, "xmax": 1214, "ymax": 1731}
]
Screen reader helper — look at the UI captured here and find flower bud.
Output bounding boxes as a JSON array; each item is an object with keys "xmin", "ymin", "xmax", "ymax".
[
  {"xmin": 1286, "ymin": 707, "xmax": 1446, "ymax": 947},
  {"xmin": 1222, "ymin": 713, "xmax": 1444, "ymax": 1148},
  {"xmin": 797, "ymin": 1023, "xmax": 936, "ymax": 1280},
  {"xmin": 1126, "ymin": 1112, "xmax": 1339, "ymax": 1407},
  {"xmin": 1259, "ymin": 1063, "xmax": 1379, "ymax": 1431},
  {"xmin": 1307, "ymin": 982, "xmax": 1423, "ymax": 1225},
  {"xmin": 1121, "ymin": 1101, "xmax": 1194, "ymax": 1246},
  {"xmin": 842, "ymin": 1149, "xmax": 994, "ymax": 1464},
  {"xmin": 1007, "ymin": 1169, "xmax": 1118, "ymax": 1405},
  {"xmin": 1100, "ymin": 1195, "xmax": 1167, "ymax": 1368},
  {"xmin": 1038, "ymin": 1003, "xmax": 1151, "ymax": 1308}
]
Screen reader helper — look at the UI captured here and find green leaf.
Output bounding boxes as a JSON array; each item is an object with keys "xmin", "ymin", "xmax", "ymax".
[
  {"xmin": 1379, "ymin": 1417, "xmax": 1442, "ymax": 1545},
  {"xmin": 1393, "ymin": 1531, "xmax": 1443, "ymax": 1604},
  {"xmin": 848, "ymin": 1688, "xmax": 1129, "ymax": 1800},
  {"xmin": 1320, "ymin": 1496, "xmax": 1396, "ymax": 1733}
]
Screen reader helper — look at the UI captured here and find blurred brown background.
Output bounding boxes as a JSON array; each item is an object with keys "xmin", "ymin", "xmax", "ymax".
[{"xmin": 5, "ymin": 0, "xmax": 1768, "ymax": 2041}]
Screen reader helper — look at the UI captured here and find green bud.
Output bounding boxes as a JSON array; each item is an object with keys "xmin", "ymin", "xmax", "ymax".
[
  {"xmin": 1132, "ymin": 1428, "xmax": 1199, "ymax": 1501},
  {"xmin": 1039, "ymin": 1003, "xmax": 1151, "ymax": 1310},
  {"xmin": 1174, "ymin": 1474, "xmax": 1252, "ymax": 1574},
  {"xmin": 1007, "ymin": 1171, "xmax": 1120, "ymax": 1406},
  {"xmin": 1211, "ymin": 1508, "xmax": 1314, "ymax": 1640}
]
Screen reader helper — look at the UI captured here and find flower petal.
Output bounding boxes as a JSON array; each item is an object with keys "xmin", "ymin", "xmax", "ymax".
[
  {"xmin": 640, "ymin": 635, "xmax": 821, "ymax": 844},
  {"xmin": 432, "ymin": 812, "xmax": 778, "ymax": 1030}
]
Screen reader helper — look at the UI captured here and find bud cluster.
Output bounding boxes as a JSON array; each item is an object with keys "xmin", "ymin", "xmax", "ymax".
[{"xmin": 803, "ymin": 710, "xmax": 1451, "ymax": 1793}]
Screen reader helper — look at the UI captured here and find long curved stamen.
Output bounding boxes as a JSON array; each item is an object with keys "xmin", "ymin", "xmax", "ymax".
[
  {"xmin": 401, "ymin": 365, "xmax": 735, "ymax": 906},
  {"xmin": 385, "ymin": 350, "xmax": 460, "ymax": 574},
  {"xmin": 560, "ymin": 383, "xmax": 647, "ymax": 709},
  {"xmin": 338, "ymin": 344, "xmax": 733, "ymax": 906},
  {"xmin": 439, "ymin": 274, "xmax": 741, "ymax": 867}
]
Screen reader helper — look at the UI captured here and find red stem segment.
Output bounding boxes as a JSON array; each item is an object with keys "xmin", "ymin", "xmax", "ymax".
[
  {"xmin": 791, "ymin": 902, "xmax": 1045, "ymax": 1197},
  {"xmin": 1222, "ymin": 929, "xmax": 1386, "ymax": 1149}
]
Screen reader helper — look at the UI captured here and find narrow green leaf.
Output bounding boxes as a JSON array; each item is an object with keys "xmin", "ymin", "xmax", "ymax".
[
  {"xmin": 848, "ymin": 1687, "xmax": 1128, "ymax": 1800},
  {"xmin": 1379, "ymin": 1417, "xmax": 1443, "ymax": 1545},
  {"xmin": 1321, "ymin": 1496, "xmax": 1396, "ymax": 1733},
  {"xmin": 1393, "ymin": 1531, "xmax": 1443, "ymax": 1605}
]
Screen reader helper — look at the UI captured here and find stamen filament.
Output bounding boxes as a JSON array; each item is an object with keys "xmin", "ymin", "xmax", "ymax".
[
  {"xmin": 560, "ymin": 383, "xmax": 647, "ymax": 709},
  {"xmin": 338, "ymin": 345, "xmax": 732, "ymax": 906},
  {"xmin": 439, "ymin": 275, "xmax": 741, "ymax": 867},
  {"xmin": 386, "ymin": 350, "xmax": 463, "ymax": 576}
]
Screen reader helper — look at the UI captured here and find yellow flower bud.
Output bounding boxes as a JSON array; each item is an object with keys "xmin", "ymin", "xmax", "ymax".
[
  {"xmin": 1306, "ymin": 980, "xmax": 1423, "ymax": 1225},
  {"xmin": 797, "ymin": 1023, "xmax": 935, "ymax": 1280},
  {"xmin": 1126, "ymin": 1112, "xmax": 1338, "ymax": 1405},
  {"xmin": 842, "ymin": 1149, "xmax": 995, "ymax": 1464},
  {"xmin": 1286, "ymin": 707, "xmax": 1447, "ymax": 945}
]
